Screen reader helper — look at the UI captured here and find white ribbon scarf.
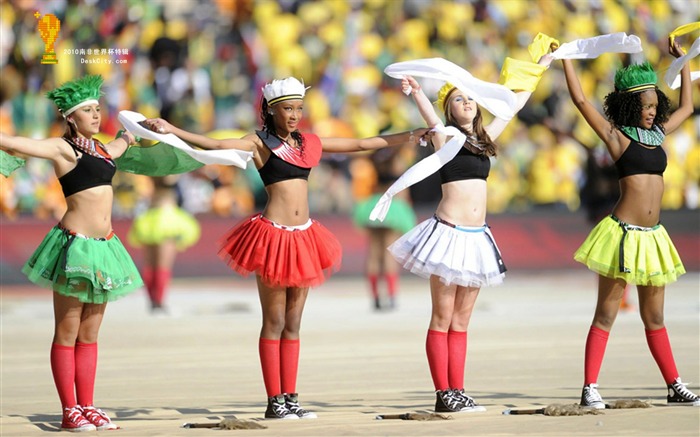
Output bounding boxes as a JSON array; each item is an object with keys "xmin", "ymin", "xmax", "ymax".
[
  {"xmin": 384, "ymin": 58, "xmax": 519, "ymax": 121},
  {"xmin": 369, "ymin": 125, "xmax": 466, "ymax": 222},
  {"xmin": 118, "ymin": 110, "xmax": 253, "ymax": 169},
  {"xmin": 550, "ymin": 32, "xmax": 642, "ymax": 59}
]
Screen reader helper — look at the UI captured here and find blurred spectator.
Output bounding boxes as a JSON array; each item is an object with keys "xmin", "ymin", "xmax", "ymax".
[{"xmin": 1, "ymin": 0, "xmax": 698, "ymax": 220}]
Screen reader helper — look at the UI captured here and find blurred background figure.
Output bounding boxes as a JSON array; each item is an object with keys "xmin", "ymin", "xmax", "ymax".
[
  {"xmin": 128, "ymin": 175, "xmax": 200, "ymax": 314},
  {"xmin": 352, "ymin": 145, "xmax": 417, "ymax": 311}
]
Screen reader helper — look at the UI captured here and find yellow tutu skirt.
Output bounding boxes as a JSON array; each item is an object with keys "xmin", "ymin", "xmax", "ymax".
[
  {"xmin": 574, "ymin": 215, "xmax": 685, "ymax": 286},
  {"xmin": 128, "ymin": 205, "xmax": 200, "ymax": 250}
]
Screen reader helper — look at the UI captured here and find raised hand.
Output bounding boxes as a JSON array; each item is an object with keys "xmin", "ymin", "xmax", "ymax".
[
  {"xmin": 401, "ymin": 76, "xmax": 421, "ymax": 96},
  {"xmin": 669, "ymin": 38, "xmax": 685, "ymax": 58}
]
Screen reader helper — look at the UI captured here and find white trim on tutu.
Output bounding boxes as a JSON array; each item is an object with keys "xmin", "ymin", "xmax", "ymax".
[{"xmin": 388, "ymin": 215, "xmax": 506, "ymax": 287}]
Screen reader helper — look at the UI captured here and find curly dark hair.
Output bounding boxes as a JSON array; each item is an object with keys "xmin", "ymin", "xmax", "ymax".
[
  {"xmin": 443, "ymin": 87, "xmax": 498, "ymax": 157},
  {"xmin": 260, "ymin": 96, "xmax": 305, "ymax": 154},
  {"xmin": 603, "ymin": 88, "xmax": 671, "ymax": 131}
]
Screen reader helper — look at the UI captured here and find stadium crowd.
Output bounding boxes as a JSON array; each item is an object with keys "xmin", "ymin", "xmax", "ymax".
[{"xmin": 1, "ymin": 0, "xmax": 698, "ymax": 221}]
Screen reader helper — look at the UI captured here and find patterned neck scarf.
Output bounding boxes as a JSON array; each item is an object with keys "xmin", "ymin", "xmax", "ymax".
[
  {"xmin": 619, "ymin": 125, "xmax": 665, "ymax": 147},
  {"xmin": 68, "ymin": 136, "xmax": 114, "ymax": 166}
]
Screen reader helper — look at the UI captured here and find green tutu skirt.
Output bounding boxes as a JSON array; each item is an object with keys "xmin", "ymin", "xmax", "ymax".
[
  {"xmin": 22, "ymin": 225, "xmax": 143, "ymax": 303},
  {"xmin": 128, "ymin": 205, "xmax": 200, "ymax": 250},
  {"xmin": 574, "ymin": 215, "xmax": 685, "ymax": 286},
  {"xmin": 353, "ymin": 194, "xmax": 417, "ymax": 234}
]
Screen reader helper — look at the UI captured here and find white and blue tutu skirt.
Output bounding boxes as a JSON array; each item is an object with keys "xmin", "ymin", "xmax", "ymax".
[{"xmin": 388, "ymin": 214, "xmax": 506, "ymax": 288}]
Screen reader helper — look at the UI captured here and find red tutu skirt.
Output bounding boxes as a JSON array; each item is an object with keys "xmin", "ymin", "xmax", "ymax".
[{"xmin": 218, "ymin": 214, "xmax": 342, "ymax": 288}]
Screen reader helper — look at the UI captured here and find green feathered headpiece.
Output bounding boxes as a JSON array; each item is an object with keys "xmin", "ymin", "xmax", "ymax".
[
  {"xmin": 46, "ymin": 75, "xmax": 104, "ymax": 116},
  {"xmin": 614, "ymin": 62, "xmax": 657, "ymax": 93}
]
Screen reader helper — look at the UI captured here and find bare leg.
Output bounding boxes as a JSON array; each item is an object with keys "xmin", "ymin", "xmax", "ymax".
[
  {"xmin": 366, "ymin": 228, "xmax": 384, "ymax": 309},
  {"xmin": 591, "ymin": 275, "xmax": 626, "ymax": 330}
]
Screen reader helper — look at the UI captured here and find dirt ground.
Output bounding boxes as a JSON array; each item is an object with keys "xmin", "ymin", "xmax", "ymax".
[{"xmin": 1, "ymin": 271, "xmax": 699, "ymax": 436}]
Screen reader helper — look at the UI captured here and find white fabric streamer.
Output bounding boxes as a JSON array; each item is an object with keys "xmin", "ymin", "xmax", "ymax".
[
  {"xmin": 369, "ymin": 125, "xmax": 466, "ymax": 222},
  {"xmin": 385, "ymin": 58, "xmax": 518, "ymax": 121},
  {"xmin": 551, "ymin": 32, "xmax": 643, "ymax": 59},
  {"xmin": 118, "ymin": 110, "xmax": 253, "ymax": 169},
  {"xmin": 665, "ymin": 37, "xmax": 700, "ymax": 89}
]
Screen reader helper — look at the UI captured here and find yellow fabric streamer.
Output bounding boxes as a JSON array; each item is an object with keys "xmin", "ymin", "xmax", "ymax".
[
  {"xmin": 669, "ymin": 22, "xmax": 700, "ymax": 46},
  {"xmin": 528, "ymin": 32, "xmax": 560, "ymax": 62},
  {"xmin": 498, "ymin": 57, "xmax": 547, "ymax": 92}
]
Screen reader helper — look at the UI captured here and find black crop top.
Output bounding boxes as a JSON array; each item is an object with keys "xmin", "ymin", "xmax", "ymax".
[
  {"xmin": 58, "ymin": 141, "xmax": 116, "ymax": 197},
  {"xmin": 439, "ymin": 145, "xmax": 490, "ymax": 184},
  {"xmin": 258, "ymin": 152, "xmax": 311, "ymax": 186},
  {"xmin": 614, "ymin": 140, "xmax": 666, "ymax": 179},
  {"xmin": 256, "ymin": 132, "xmax": 309, "ymax": 187}
]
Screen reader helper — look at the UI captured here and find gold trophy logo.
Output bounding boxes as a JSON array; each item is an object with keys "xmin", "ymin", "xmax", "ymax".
[{"xmin": 35, "ymin": 12, "xmax": 61, "ymax": 64}]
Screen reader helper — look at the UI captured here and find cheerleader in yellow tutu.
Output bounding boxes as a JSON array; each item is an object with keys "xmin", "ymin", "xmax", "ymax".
[
  {"xmin": 128, "ymin": 175, "xmax": 200, "ymax": 313},
  {"xmin": 562, "ymin": 37, "xmax": 699, "ymax": 408}
]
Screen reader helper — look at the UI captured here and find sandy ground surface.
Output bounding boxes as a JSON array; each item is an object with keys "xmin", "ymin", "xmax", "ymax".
[{"xmin": 1, "ymin": 271, "xmax": 699, "ymax": 436}]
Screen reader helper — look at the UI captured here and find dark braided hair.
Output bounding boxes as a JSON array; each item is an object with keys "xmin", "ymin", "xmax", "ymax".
[
  {"xmin": 260, "ymin": 97, "xmax": 305, "ymax": 155},
  {"xmin": 442, "ymin": 88, "xmax": 498, "ymax": 157},
  {"xmin": 603, "ymin": 88, "xmax": 671, "ymax": 132}
]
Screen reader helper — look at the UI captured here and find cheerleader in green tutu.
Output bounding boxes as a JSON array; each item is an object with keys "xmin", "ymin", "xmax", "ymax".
[
  {"xmin": 352, "ymin": 146, "xmax": 416, "ymax": 310},
  {"xmin": 128, "ymin": 175, "xmax": 200, "ymax": 313},
  {"xmin": 562, "ymin": 37, "xmax": 699, "ymax": 408},
  {"xmin": 0, "ymin": 75, "xmax": 141, "ymax": 431}
]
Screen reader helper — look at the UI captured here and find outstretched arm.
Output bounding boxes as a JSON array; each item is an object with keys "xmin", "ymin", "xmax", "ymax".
[
  {"xmin": 143, "ymin": 118, "xmax": 257, "ymax": 152},
  {"xmin": 321, "ymin": 128, "xmax": 431, "ymax": 153},
  {"xmin": 663, "ymin": 39, "xmax": 693, "ymax": 134},
  {"xmin": 0, "ymin": 132, "xmax": 70, "ymax": 161}
]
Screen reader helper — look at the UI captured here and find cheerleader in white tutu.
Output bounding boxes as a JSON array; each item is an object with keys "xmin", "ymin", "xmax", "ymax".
[{"xmin": 377, "ymin": 49, "xmax": 554, "ymax": 413}]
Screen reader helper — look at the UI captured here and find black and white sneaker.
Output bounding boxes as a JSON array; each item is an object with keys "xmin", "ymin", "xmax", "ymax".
[
  {"xmin": 667, "ymin": 378, "xmax": 700, "ymax": 406},
  {"xmin": 435, "ymin": 389, "xmax": 467, "ymax": 413},
  {"xmin": 285, "ymin": 393, "xmax": 317, "ymax": 418},
  {"xmin": 265, "ymin": 394, "xmax": 299, "ymax": 419},
  {"xmin": 452, "ymin": 389, "xmax": 487, "ymax": 412},
  {"xmin": 580, "ymin": 383, "xmax": 606, "ymax": 409}
]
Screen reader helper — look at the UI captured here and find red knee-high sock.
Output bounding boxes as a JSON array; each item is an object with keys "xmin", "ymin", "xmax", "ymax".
[
  {"xmin": 584, "ymin": 326, "xmax": 610, "ymax": 385},
  {"xmin": 447, "ymin": 330, "xmax": 467, "ymax": 390},
  {"xmin": 259, "ymin": 338, "xmax": 281, "ymax": 397},
  {"xmin": 280, "ymin": 339, "xmax": 300, "ymax": 394},
  {"xmin": 51, "ymin": 343, "xmax": 77, "ymax": 408},
  {"xmin": 426, "ymin": 330, "xmax": 449, "ymax": 391},
  {"xmin": 152, "ymin": 268, "xmax": 171, "ymax": 307},
  {"xmin": 75, "ymin": 342, "xmax": 97, "ymax": 406},
  {"xmin": 142, "ymin": 266, "xmax": 155, "ymax": 302},
  {"xmin": 645, "ymin": 327, "xmax": 680, "ymax": 384},
  {"xmin": 367, "ymin": 274, "xmax": 379, "ymax": 299},
  {"xmin": 385, "ymin": 273, "xmax": 398, "ymax": 298}
]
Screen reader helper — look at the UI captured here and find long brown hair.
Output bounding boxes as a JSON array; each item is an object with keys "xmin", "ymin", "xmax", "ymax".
[
  {"xmin": 260, "ymin": 97, "xmax": 304, "ymax": 155},
  {"xmin": 443, "ymin": 88, "xmax": 498, "ymax": 157}
]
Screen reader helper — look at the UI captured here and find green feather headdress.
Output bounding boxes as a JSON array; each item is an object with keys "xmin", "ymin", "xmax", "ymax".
[
  {"xmin": 614, "ymin": 62, "xmax": 657, "ymax": 93},
  {"xmin": 46, "ymin": 75, "xmax": 104, "ymax": 116}
]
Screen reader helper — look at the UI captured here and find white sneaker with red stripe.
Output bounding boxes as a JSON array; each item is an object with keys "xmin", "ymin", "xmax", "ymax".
[
  {"xmin": 61, "ymin": 406, "xmax": 96, "ymax": 432},
  {"xmin": 82, "ymin": 405, "xmax": 119, "ymax": 430}
]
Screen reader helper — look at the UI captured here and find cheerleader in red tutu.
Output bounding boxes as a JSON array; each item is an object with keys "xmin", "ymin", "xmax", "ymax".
[{"xmin": 143, "ymin": 77, "xmax": 429, "ymax": 419}]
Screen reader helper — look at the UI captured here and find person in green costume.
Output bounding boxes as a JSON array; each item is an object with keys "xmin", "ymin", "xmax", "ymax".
[
  {"xmin": 563, "ymin": 37, "xmax": 699, "ymax": 409},
  {"xmin": 0, "ymin": 75, "xmax": 141, "ymax": 431}
]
